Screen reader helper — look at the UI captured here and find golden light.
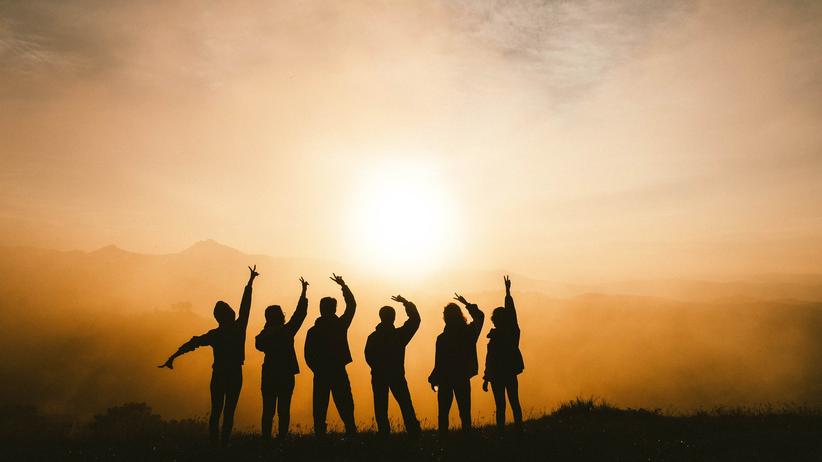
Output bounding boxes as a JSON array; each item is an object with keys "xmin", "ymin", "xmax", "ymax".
[{"xmin": 347, "ymin": 159, "xmax": 457, "ymax": 274}]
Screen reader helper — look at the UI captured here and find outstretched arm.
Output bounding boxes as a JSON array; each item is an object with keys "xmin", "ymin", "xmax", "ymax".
[
  {"xmin": 504, "ymin": 275, "xmax": 518, "ymax": 328},
  {"xmin": 158, "ymin": 332, "xmax": 213, "ymax": 369},
  {"xmin": 455, "ymin": 292, "xmax": 484, "ymax": 340},
  {"xmin": 391, "ymin": 295, "xmax": 420, "ymax": 344},
  {"xmin": 237, "ymin": 265, "xmax": 260, "ymax": 331},
  {"xmin": 331, "ymin": 273, "xmax": 356, "ymax": 328},
  {"xmin": 285, "ymin": 277, "xmax": 309, "ymax": 335}
]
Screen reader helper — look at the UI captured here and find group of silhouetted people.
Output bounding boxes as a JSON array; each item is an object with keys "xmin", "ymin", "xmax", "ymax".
[{"xmin": 159, "ymin": 266, "xmax": 524, "ymax": 446}]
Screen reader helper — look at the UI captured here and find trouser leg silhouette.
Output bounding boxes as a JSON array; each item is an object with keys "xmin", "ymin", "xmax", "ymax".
[
  {"xmin": 491, "ymin": 375, "xmax": 523, "ymax": 433},
  {"xmin": 221, "ymin": 367, "xmax": 243, "ymax": 444},
  {"xmin": 506, "ymin": 376, "xmax": 523, "ymax": 430},
  {"xmin": 453, "ymin": 379, "xmax": 472, "ymax": 431},
  {"xmin": 437, "ymin": 384, "xmax": 454, "ymax": 434},
  {"xmin": 210, "ymin": 366, "xmax": 242, "ymax": 445},
  {"xmin": 371, "ymin": 378, "xmax": 391, "ymax": 434},
  {"xmin": 389, "ymin": 377, "xmax": 420, "ymax": 433},
  {"xmin": 262, "ymin": 373, "xmax": 295, "ymax": 439},
  {"xmin": 374, "ymin": 376, "xmax": 419, "ymax": 435},
  {"xmin": 312, "ymin": 374, "xmax": 331, "ymax": 435},
  {"xmin": 261, "ymin": 386, "xmax": 276, "ymax": 439},
  {"xmin": 491, "ymin": 380, "xmax": 508, "ymax": 432},
  {"xmin": 209, "ymin": 372, "xmax": 225, "ymax": 444},
  {"xmin": 330, "ymin": 369, "xmax": 357, "ymax": 434},
  {"xmin": 314, "ymin": 369, "xmax": 355, "ymax": 435},
  {"xmin": 276, "ymin": 376, "xmax": 295, "ymax": 437}
]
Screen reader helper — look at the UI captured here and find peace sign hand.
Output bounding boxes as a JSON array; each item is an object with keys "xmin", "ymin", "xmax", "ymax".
[
  {"xmin": 248, "ymin": 265, "xmax": 260, "ymax": 283},
  {"xmin": 329, "ymin": 273, "xmax": 346, "ymax": 286}
]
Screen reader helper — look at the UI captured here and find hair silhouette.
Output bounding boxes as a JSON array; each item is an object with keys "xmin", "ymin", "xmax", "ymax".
[
  {"xmin": 443, "ymin": 302, "xmax": 467, "ymax": 326},
  {"xmin": 428, "ymin": 293, "xmax": 484, "ymax": 435},
  {"xmin": 158, "ymin": 265, "xmax": 259, "ymax": 446},
  {"xmin": 483, "ymin": 275, "xmax": 524, "ymax": 434},
  {"xmin": 364, "ymin": 295, "xmax": 421, "ymax": 435},
  {"xmin": 255, "ymin": 277, "xmax": 309, "ymax": 440},
  {"xmin": 304, "ymin": 274, "xmax": 358, "ymax": 436}
]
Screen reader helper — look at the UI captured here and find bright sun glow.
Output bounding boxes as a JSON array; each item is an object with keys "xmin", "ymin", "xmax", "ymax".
[{"xmin": 348, "ymin": 159, "xmax": 457, "ymax": 274}]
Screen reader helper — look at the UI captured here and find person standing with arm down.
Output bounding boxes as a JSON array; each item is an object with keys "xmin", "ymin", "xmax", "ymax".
[
  {"xmin": 364, "ymin": 295, "xmax": 422, "ymax": 436},
  {"xmin": 482, "ymin": 275, "xmax": 524, "ymax": 434},
  {"xmin": 158, "ymin": 265, "xmax": 260, "ymax": 446},
  {"xmin": 255, "ymin": 277, "xmax": 309, "ymax": 440},
  {"xmin": 428, "ymin": 293, "xmax": 484, "ymax": 435},
  {"xmin": 304, "ymin": 273, "xmax": 358, "ymax": 436}
]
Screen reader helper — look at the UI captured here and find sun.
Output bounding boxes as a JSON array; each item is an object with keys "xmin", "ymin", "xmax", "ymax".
[{"xmin": 347, "ymin": 160, "xmax": 457, "ymax": 274}]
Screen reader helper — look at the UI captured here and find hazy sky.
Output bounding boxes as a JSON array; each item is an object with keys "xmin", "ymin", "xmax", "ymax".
[{"xmin": 2, "ymin": 0, "xmax": 822, "ymax": 280}]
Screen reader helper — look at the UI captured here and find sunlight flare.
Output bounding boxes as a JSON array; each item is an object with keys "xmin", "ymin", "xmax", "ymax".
[{"xmin": 347, "ymin": 159, "xmax": 457, "ymax": 274}]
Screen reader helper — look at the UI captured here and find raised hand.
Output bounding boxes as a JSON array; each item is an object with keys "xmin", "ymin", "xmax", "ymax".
[
  {"xmin": 329, "ymin": 273, "xmax": 346, "ymax": 286},
  {"xmin": 300, "ymin": 276, "xmax": 309, "ymax": 291},
  {"xmin": 248, "ymin": 265, "xmax": 260, "ymax": 282},
  {"xmin": 504, "ymin": 275, "xmax": 511, "ymax": 293},
  {"xmin": 158, "ymin": 357, "xmax": 174, "ymax": 370},
  {"xmin": 391, "ymin": 295, "xmax": 409, "ymax": 305},
  {"xmin": 453, "ymin": 293, "xmax": 469, "ymax": 305}
]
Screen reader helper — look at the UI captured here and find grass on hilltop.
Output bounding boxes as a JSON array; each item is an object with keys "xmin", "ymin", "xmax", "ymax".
[{"xmin": 3, "ymin": 398, "xmax": 821, "ymax": 461}]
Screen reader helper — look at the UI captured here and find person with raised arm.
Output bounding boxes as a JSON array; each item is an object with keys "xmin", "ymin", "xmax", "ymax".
[
  {"xmin": 482, "ymin": 275, "xmax": 524, "ymax": 434},
  {"xmin": 158, "ymin": 265, "xmax": 259, "ymax": 446},
  {"xmin": 255, "ymin": 277, "xmax": 309, "ymax": 440},
  {"xmin": 304, "ymin": 273, "xmax": 358, "ymax": 436},
  {"xmin": 428, "ymin": 292, "xmax": 484, "ymax": 435},
  {"xmin": 364, "ymin": 294, "xmax": 422, "ymax": 436}
]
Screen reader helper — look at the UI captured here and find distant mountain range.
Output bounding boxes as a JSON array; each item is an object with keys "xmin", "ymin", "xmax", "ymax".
[{"xmin": 1, "ymin": 240, "xmax": 820, "ymax": 316}]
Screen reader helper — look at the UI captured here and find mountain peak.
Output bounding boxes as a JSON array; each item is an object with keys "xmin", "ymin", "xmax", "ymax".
[
  {"xmin": 181, "ymin": 239, "xmax": 245, "ymax": 257},
  {"xmin": 91, "ymin": 244, "xmax": 127, "ymax": 255}
]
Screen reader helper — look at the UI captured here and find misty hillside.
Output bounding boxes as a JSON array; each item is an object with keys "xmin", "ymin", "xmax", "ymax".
[{"xmin": 0, "ymin": 241, "xmax": 820, "ymax": 429}]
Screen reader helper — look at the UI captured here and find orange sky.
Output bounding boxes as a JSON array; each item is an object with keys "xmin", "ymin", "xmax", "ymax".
[{"xmin": 2, "ymin": 0, "xmax": 822, "ymax": 281}]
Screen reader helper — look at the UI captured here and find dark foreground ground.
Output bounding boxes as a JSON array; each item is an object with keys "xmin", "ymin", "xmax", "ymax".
[{"xmin": 4, "ymin": 400, "xmax": 821, "ymax": 461}]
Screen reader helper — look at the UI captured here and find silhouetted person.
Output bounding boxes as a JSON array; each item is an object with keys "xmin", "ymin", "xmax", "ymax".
[
  {"xmin": 482, "ymin": 275, "xmax": 524, "ymax": 434},
  {"xmin": 364, "ymin": 295, "xmax": 421, "ymax": 436},
  {"xmin": 304, "ymin": 273, "xmax": 357, "ymax": 436},
  {"xmin": 159, "ymin": 265, "xmax": 259, "ymax": 446},
  {"xmin": 255, "ymin": 277, "xmax": 309, "ymax": 440},
  {"xmin": 428, "ymin": 293, "xmax": 484, "ymax": 435}
]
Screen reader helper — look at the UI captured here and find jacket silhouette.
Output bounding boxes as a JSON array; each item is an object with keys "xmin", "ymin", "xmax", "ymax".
[
  {"xmin": 255, "ymin": 277, "xmax": 309, "ymax": 439},
  {"xmin": 483, "ymin": 275, "xmax": 524, "ymax": 433},
  {"xmin": 159, "ymin": 266, "xmax": 259, "ymax": 446},
  {"xmin": 428, "ymin": 295, "xmax": 484, "ymax": 434},
  {"xmin": 304, "ymin": 274, "xmax": 357, "ymax": 435},
  {"xmin": 364, "ymin": 296, "xmax": 421, "ymax": 435}
]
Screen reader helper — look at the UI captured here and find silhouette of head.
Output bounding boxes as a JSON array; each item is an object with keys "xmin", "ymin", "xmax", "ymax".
[
  {"xmin": 265, "ymin": 305, "xmax": 285, "ymax": 326},
  {"xmin": 443, "ymin": 303, "xmax": 467, "ymax": 326},
  {"xmin": 319, "ymin": 297, "xmax": 337, "ymax": 317},
  {"xmin": 379, "ymin": 306, "xmax": 396, "ymax": 325},
  {"xmin": 213, "ymin": 301, "xmax": 235, "ymax": 326},
  {"xmin": 491, "ymin": 306, "xmax": 508, "ymax": 328}
]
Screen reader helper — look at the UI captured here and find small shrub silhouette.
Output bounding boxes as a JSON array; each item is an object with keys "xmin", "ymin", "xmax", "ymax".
[{"xmin": 88, "ymin": 402, "xmax": 163, "ymax": 440}]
